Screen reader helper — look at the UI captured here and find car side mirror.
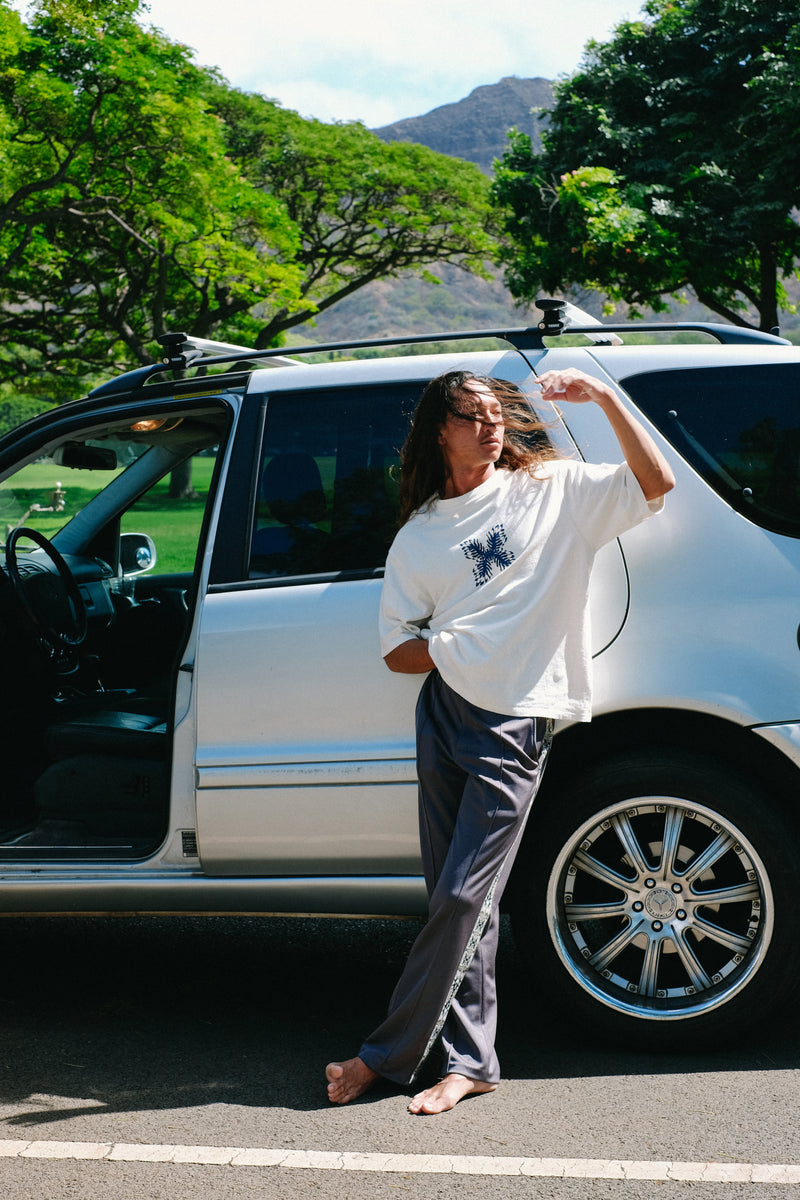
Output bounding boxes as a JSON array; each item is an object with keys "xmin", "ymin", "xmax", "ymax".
[{"xmin": 120, "ymin": 531, "xmax": 157, "ymax": 576}]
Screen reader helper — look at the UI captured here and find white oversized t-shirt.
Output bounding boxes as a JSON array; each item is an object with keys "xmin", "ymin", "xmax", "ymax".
[{"xmin": 379, "ymin": 460, "xmax": 663, "ymax": 721}]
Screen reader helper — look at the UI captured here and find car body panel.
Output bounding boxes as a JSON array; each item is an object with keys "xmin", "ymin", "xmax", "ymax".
[{"xmin": 0, "ymin": 333, "xmax": 798, "ymax": 922}]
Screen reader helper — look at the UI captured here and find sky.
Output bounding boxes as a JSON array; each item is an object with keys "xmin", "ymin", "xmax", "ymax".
[{"xmin": 11, "ymin": 0, "xmax": 645, "ymax": 127}]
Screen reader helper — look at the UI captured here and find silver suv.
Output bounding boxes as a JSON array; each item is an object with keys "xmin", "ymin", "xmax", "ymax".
[{"xmin": 1, "ymin": 301, "xmax": 799, "ymax": 1050}]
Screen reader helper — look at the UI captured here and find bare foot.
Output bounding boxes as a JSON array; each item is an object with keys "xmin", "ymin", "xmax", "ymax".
[
  {"xmin": 325, "ymin": 1057, "xmax": 378, "ymax": 1104},
  {"xmin": 408, "ymin": 1073, "xmax": 498, "ymax": 1115}
]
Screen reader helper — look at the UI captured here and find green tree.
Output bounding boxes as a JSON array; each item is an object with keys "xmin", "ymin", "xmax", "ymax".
[
  {"xmin": 0, "ymin": 0, "xmax": 496, "ymax": 398},
  {"xmin": 0, "ymin": 0, "xmax": 302, "ymax": 395},
  {"xmin": 492, "ymin": 0, "xmax": 800, "ymax": 331},
  {"xmin": 0, "ymin": 384, "xmax": 51, "ymax": 434},
  {"xmin": 208, "ymin": 89, "xmax": 497, "ymax": 348}
]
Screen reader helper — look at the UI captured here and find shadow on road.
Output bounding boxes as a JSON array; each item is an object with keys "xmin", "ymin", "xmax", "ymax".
[{"xmin": 0, "ymin": 913, "xmax": 795, "ymax": 1128}]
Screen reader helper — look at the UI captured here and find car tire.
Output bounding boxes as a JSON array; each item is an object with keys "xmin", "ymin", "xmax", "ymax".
[{"xmin": 509, "ymin": 747, "xmax": 800, "ymax": 1049}]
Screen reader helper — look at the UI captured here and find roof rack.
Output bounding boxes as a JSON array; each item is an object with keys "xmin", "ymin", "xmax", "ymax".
[
  {"xmin": 157, "ymin": 332, "xmax": 304, "ymax": 369},
  {"xmin": 88, "ymin": 300, "xmax": 790, "ymax": 399}
]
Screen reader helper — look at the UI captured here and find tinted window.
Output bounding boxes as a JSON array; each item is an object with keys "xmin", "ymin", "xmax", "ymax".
[
  {"xmin": 249, "ymin": 384, "xmax": 418, "ymax": 578},
  {"xmin": 622, "ymin": 363, "xmax": 800, "ymax": 537}
]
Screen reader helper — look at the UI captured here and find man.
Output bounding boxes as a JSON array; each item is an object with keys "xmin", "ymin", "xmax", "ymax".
[{"xmin": 326, "ymin": 366, "xmax": 675, "ymax": 1114}]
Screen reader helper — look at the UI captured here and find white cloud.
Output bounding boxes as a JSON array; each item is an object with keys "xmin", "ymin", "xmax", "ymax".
[
  {"xmin": 264, "ymin": 81, "xmax": 412, "ymax": 129},
  {"xmin": 141, "ymin": 0, "xmax": 644, "ymax": 124},
  {"xmin": 10, "ymin": 0, "xmax": 643, "ymax": 125}
]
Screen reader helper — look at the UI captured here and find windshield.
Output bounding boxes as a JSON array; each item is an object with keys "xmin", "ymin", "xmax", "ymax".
[
  {"xmin": 0, "ymin": 407, "xmax": 227, "ymax": 572},
  {"xmin": 0, "ymin": 437, "xmax": 150, "ymax": 548}
]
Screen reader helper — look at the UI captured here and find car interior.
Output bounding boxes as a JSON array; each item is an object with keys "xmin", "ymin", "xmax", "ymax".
[{"xmin": 0, "ymin": 402, "xmax": 230, "ymax": 860}]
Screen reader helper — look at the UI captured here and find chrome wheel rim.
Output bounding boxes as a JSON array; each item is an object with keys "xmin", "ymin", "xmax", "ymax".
[{"xmin": 546, "ymin": 798, "xmax": 773, "ymax": 1022}]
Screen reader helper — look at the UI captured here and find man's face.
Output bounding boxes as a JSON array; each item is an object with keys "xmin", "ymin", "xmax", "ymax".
[{"xmin": 437, "ymin": 382, "xmax": 505, "ymax": 474}]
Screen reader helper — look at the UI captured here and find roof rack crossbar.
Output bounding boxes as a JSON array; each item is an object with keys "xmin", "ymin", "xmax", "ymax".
[{"xmin": 153, "ymin": 320, "xmax": 786, "ymax": 367}]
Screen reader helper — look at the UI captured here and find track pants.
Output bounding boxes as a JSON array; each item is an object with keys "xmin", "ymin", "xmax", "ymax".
[{"xmin": 358, "ymin": 671, "xmax": 552, "ymax": 1086}]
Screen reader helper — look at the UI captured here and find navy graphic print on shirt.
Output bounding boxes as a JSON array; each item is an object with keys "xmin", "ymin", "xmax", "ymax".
[{"xmin": 460, "ymin": 524, "xmax": 515, "ymax": 587}]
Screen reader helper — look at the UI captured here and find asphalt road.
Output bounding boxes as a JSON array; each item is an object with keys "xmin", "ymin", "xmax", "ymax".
[{"xmin": 0, "ymin": 912, "xmax": 798, "ymax": 1199}]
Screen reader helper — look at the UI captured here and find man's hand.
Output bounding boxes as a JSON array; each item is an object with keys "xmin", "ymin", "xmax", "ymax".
[{"xmin": 537, "ymin": 368, "xmax": 675, "ymax": 502}]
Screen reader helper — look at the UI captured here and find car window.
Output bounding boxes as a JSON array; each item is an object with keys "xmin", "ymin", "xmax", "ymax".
[
  {"xmin": 0, "ymin": 446, "xmax": 143, "ymax": 547},
  {"xmin": 120, "ymin": 449, "xmax": 218, "ymax": 574},
  {"xmin": 249, "ymin": 384, "xmax": 418, "ymax": 579},
  {"xmin": 0, "ymin": 407, "xmax": 227, "ymax": 574},
  {"xmin": 621, "ymin": 363, "xmax": 800, "ymax": 537}
]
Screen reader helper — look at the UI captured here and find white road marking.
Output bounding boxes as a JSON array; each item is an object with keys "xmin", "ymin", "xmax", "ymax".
[{"xmin": 0, "ymin": 1139, "xmax": 799, "ymax": 1182}]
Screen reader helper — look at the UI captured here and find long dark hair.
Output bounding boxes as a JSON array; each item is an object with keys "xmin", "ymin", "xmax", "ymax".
[{"xmin": 398, "ymin": 371, "xmax": 561, "ymax": 525}]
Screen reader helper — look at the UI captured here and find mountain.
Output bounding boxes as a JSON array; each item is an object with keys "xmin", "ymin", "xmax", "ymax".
[
  {"xmin": 288, "ymin": 261, "xmax": 538, "ymax": 346},
  {"xmin": 289, "ymin": 76, "xmax": 548, "ymax": 345},
  {"xmin": 374, "ymin": 76, "xmax": 553, "ymax": 175}
]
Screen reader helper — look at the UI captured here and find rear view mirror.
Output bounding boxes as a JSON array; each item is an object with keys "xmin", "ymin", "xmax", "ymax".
[{"xmin": 53, "ymin": 442, "xmax": 118, "ymax": 471}]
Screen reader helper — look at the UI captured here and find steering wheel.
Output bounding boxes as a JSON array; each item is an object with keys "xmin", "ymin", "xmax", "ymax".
[{"xmin": 5, "ymin": 526, "xmax": 88, "ymax": 649}]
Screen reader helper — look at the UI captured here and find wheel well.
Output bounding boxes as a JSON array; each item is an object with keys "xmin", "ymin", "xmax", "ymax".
[{"xmin": 505, "ymin": 706, "xmax": 800, "ymax": 907}]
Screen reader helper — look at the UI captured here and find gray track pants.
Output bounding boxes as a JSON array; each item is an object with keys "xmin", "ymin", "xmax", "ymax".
[{"xmin": 359, "ymin": 671, "xmax": 552, "ymax": 1086}]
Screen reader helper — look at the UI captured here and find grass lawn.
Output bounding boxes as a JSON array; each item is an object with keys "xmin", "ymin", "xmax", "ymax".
[{"xmin": 1, "ymin": 456, "xmax": 217, "ymax": 574}]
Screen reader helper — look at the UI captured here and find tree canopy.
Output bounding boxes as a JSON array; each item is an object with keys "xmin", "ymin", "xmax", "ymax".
[
  {"xmin": 207, "ymin": 87, "xmax": 497, "ymax": 350},
  {"xmin": 0, "ymin": 0, "xmax": 496, "ymax": 398},
  {"xmin": 491, "ymin": 0, "xmax": 800, "ymax": 331}
]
